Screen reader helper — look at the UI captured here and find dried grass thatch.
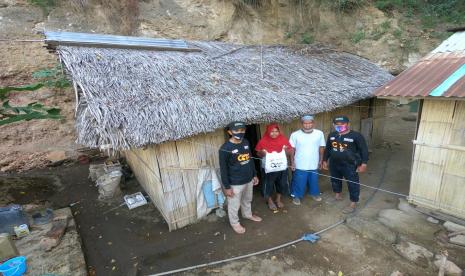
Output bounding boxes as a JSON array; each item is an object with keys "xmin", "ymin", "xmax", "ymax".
[{"xmin": 58, "ymin": 41, "xmax": 392, "ymax": 150}]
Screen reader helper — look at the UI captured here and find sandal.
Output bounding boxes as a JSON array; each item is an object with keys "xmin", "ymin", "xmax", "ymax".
[
  {"xmin": 276, "ymin": 201, "xmax": 284, "ymax": 208},
  {"xmin": 342, "ymin": 205, "xmax": 356, "ymax": 214},
  {"xmin": 267, "ymin": 201, "xmax": 278, "ymax": 211},
  {"xmin": 231, "ymin": 223, "xmax": 246, "ymax": 234},
  {"xmin": 245, "ymin": 215, "xmax": 262, "ymax": 222}
]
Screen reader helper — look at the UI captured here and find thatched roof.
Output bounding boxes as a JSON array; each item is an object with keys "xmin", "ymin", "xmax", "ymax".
[{"xmin": 58, "ymin": 41, "xmax": 392, "ymax": 150}]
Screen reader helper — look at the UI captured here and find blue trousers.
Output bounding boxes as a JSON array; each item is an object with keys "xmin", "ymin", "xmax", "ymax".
[
  {"xmin": 291, "ymin": 169, "xmax": 320, "ymax": 199},
  {"xmin": 329, "ymin": 161, "xmax": 360, "ymax": 202}
]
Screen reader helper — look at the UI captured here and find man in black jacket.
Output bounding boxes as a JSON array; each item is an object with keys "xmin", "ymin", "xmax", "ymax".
[
  {"xmin": 322, "ymin": 116, "xmax": 368, "ymax": 214},
  {"xmin": 219, "ymin": 121, "xmax": 262, "ymax": 234}
]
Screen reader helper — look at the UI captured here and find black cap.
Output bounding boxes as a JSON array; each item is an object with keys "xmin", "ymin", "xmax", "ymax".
[
  {"xmin": 227, "ymin": 121, "xmax": 246, "ymax": 131},
  {"xmin": 333, "ymin": 116, "xmax": 349, "ymax": 123}
]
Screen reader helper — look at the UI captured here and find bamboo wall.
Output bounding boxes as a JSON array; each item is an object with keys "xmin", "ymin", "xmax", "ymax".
[
  {"xmin": 125, "ymin": 129, "xmax": 225, "ymax": 230},
  {"xmin": 409, "ymin": 99, "xmax": 465, "ymax": 219},
  {"xmin": 124, "ymin": 101, "xmax": 381, "ymax": 230}
]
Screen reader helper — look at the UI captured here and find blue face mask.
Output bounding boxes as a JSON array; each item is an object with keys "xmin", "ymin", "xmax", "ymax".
[
  {"xmin": 335, "ymin": 125, "xmax": 348, "ymax": 133},
  {"xmin": 232, "ymin": 132, "xmax": 245, "ymax": 140}
]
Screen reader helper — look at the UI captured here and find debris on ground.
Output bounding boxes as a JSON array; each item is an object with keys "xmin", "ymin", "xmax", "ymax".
[
  {"xmin": 15, "ymin": 208, "xmax": 86, "ymax": 275},
  {"xmin": 434, "ymin": 252, "xmax": 463, "ymax": 276},
  {"xmin": 390, "ymin": 270, "xmax": 404, "ymax": 276},
  {"xmin": 39, "ymin": 214, "xmax": 69, "ymax": 251},
  {"xmin": 392, "ymin": 240, "xmax": 433, "ymax": 268}
]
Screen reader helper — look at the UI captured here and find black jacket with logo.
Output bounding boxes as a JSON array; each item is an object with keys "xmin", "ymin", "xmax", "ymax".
[
  {"xmin": 323, "ymin": 131, "xmax": 369, "ymax": 165},
  {"xmin": 219, "ymin": 139, "xmax": 257, "ymax": 189}
]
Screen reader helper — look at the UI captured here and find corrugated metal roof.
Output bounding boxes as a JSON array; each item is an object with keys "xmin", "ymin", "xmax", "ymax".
[
  {"xmin": 375, "ymin": 31, "xmax": 465, "ymax": 98},
  {"xmin": 44, "ymin": 31, "xmax": 198, "ymax": 51},
  {"xmin": 431, "ymin": 31, "xmax": 465, "ymax": 53}
]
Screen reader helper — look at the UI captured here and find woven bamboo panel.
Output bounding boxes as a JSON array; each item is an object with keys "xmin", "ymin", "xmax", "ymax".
[{"xmin": 410, "ymin": 100, "xmax": 465, "ymax": 219}]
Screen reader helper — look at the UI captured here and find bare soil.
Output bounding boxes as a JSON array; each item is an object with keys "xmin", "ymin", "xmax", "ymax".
[{"xmin": 2, "ymin": 105, "xmax": 463, "ymax": 276}]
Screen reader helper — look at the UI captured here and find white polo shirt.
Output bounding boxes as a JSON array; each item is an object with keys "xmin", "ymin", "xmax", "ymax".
[{"xmin": 289, "ymin": 129, "xmax": 326, "ymax": 170}]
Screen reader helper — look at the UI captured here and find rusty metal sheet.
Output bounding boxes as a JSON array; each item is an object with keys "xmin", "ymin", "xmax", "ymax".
[{"xmin": 375, "ymin": 52, "xmax": 465, "ymax": 98}]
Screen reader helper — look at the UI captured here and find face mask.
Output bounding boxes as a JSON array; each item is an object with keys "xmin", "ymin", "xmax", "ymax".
[
  {"xmin": 335, "ymin": 125, "xmax": 348, "ymax": 133},
  {"xmin": 232, "ymin": 132, "xmax": 245, "ymax": 140}
]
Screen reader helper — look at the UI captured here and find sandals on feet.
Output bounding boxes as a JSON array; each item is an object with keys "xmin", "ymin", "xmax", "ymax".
[
  {"xmin": 268, "ymin": 201, "xmax": 278, "ymax": 212},
  {"xmin": 342, "ymin": 205, "xmax": 356, "ymax": 214},
  {"xmin": 245, "ymin": 215, "xmax": 262, "ymax": 222},
  {"xmin": 231, "ymin": 223, "xmax": 246, "ymax": 234}
]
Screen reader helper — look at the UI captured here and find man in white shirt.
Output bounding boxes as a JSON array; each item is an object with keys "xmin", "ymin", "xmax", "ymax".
[{"xmin": 289, "ymin": 115, "xmax": 326, "ymax": 205}]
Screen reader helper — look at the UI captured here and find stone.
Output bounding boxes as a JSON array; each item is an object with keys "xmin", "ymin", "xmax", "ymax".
[
  {"xmin": 449, "ymin": 235, "xmax": 465, "ymax": 246},
  {"xmin": 397, "ymin": 198, "xmax": 424, "ymax": 218},
  {"xmin": 427, "ymin": 217, "xmax": 439, "ymax": 224},
  {"xmin": 46, "ymin": 150, "xmax": 67, "ymax": 163},
  {"xmin": 393, "ymin": 240, "xmax": 433, "ymax": 268},
  {"xmin": 346, "ymin": 216, "xmax": 397, "ymax": 246},
  {"xmin": 378, "ymin": 209, "xmax": 440, "ymax": 240},
  {"xmin": 433, "ymin": 258, "xmax": 463, "ymax": 276},
  {"xmin": 39, "ymin": 216, "xmax": 69, "ymax": 251},
  {"xmin": 443, "ymin": 221, "xmax": 465, "ymax": 233},
  {"xmin": 390, "ymin": 271, "xmax": 404, "ymax": 276}
]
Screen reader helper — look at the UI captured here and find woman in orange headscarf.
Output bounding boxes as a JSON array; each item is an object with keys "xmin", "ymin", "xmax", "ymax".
[{"xmin": 255, "ymin": 123, "xmax": 293, "ymax": 211}]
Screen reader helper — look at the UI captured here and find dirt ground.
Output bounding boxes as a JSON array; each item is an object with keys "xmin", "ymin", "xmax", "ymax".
[{"xmin": 1, "ymin": 104, "xmax": 464, "ymax": 276}]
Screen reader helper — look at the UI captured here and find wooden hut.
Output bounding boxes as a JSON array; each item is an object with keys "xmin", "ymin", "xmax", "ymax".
[
  {"xmin": 376, "ymin": 29, "xmax": 465, "ymax": 220},
  {"xmin": 48, "ymin": 32, "xmax": 392, "ymax": 230}
]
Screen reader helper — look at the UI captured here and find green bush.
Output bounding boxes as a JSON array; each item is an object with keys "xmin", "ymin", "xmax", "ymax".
[
  {"xmin": 375, "ymin": 0, "xmax": 465, "ymax": 26},
  {"xmin": 351, "ymin": 29, "xmax": 366, "ymax": 43},
  {"xmin": 301, "ymin": 33, "xmax": 314, "ymax": 44}
]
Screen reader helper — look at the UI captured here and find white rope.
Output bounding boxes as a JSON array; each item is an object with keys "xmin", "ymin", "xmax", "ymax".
[{"xmin": 148, "ymin": 219, "xmax": 345, "ymax": 276}]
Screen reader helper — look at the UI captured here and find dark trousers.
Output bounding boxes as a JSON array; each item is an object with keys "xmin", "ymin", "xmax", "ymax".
[
  {"xmin": 329, "ymin": 161, "xmax": 360, "ymax": 202},
  {"xmin": 262, "ymin": 169, "xmax": 289, "ymax": 198}
]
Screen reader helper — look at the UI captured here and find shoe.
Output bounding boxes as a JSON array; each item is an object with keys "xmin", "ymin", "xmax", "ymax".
[
  {"xmin": 292, "ymin": 198, "xmax": 301, "ymax": 205},
  {"xmin": 231, "ymin": 223, "xmax": 246, "ymax": 234},
  {"xmin": 312, "ymin": 196, "xmax": 322, "ymax": 202},
  {"xmin": 245, "ymin": 215, "xmax": 262, "ymax": 222}
]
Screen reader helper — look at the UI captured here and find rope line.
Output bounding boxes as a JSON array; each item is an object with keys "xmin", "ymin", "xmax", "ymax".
[{"xmin": 149, "ymin": 219, "xmax": 346, "ymax": 276}]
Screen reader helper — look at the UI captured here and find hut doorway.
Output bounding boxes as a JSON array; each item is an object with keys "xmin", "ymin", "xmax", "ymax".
[{"xmin": 244, "ymin": 124, "xmax": 262, "ymax": 178}]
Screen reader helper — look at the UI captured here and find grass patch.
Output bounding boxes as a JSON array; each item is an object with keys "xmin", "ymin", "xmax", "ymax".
[
  {"xmin": 351, "ymin": 29, "xmax": 366, "ymax": 44},
  {"xmin": 371, "ymin": 20, "xmax": 391, "ymax": 40},
  {"xmin": 393, "ymin": 28, "xmax": 402, "ymax": 39},
  {"xmin": 28, "ymin": 0, "xmax": 56, "ymax": 14},
  {"xmin": 324, "ymin": 0, "xmax": 366, "ymax": 13},
  {"xmin": 300, "ymin": 33, "xmax": 314, "ymax": 44}
]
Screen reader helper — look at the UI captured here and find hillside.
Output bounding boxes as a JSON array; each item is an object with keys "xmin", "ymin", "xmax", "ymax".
[{"xmin": 0, "ymin": 0, "xmax": 464, "ymax": 171}]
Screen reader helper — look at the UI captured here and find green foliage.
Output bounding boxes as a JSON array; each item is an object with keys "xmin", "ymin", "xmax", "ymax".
[
  {"xmin": 0, "ymin": 64, "xmax": 69, "ymax": 126},
  {"xmin": 375, "ymin": 0, "xmax": 465, "ymax": 27},
  {"xmin": 0, "ymin": 65, "xmax": 70, "ymax": 100},
  {"xmin": 300, "ymin": 33, "xmax": 314, "ymax": 44},
  {"xmin": 371, "ymin": 20, "xmax": 391, "ymax": 40},
  {"xmin": 28, "ymin": 0, "xmax": 56, "ymax": 14},
  {"xmin": 351, "ymin": 29, "xmax": 366, "ymax": 44},
  {"xmin": 327, "ymin": 0, "xmax": 366, "ymax": 12},
  {"xmin": 0, "ymin": 101, "xmax": 62, "ymax": 126},
  {"xmin": 393, "ymin": 28, "xmax": 403, "ymax": 39}
]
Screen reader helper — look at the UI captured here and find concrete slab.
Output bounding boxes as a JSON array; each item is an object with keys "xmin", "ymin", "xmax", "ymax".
[{"xmin": 14, "ymin": 208, "xmax": 86, "ymax": 276}]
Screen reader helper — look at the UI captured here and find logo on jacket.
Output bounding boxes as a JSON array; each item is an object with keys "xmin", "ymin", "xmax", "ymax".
[{"xmin": 237, "ymin": 153, "xmax": 250, "ymax": 162}]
